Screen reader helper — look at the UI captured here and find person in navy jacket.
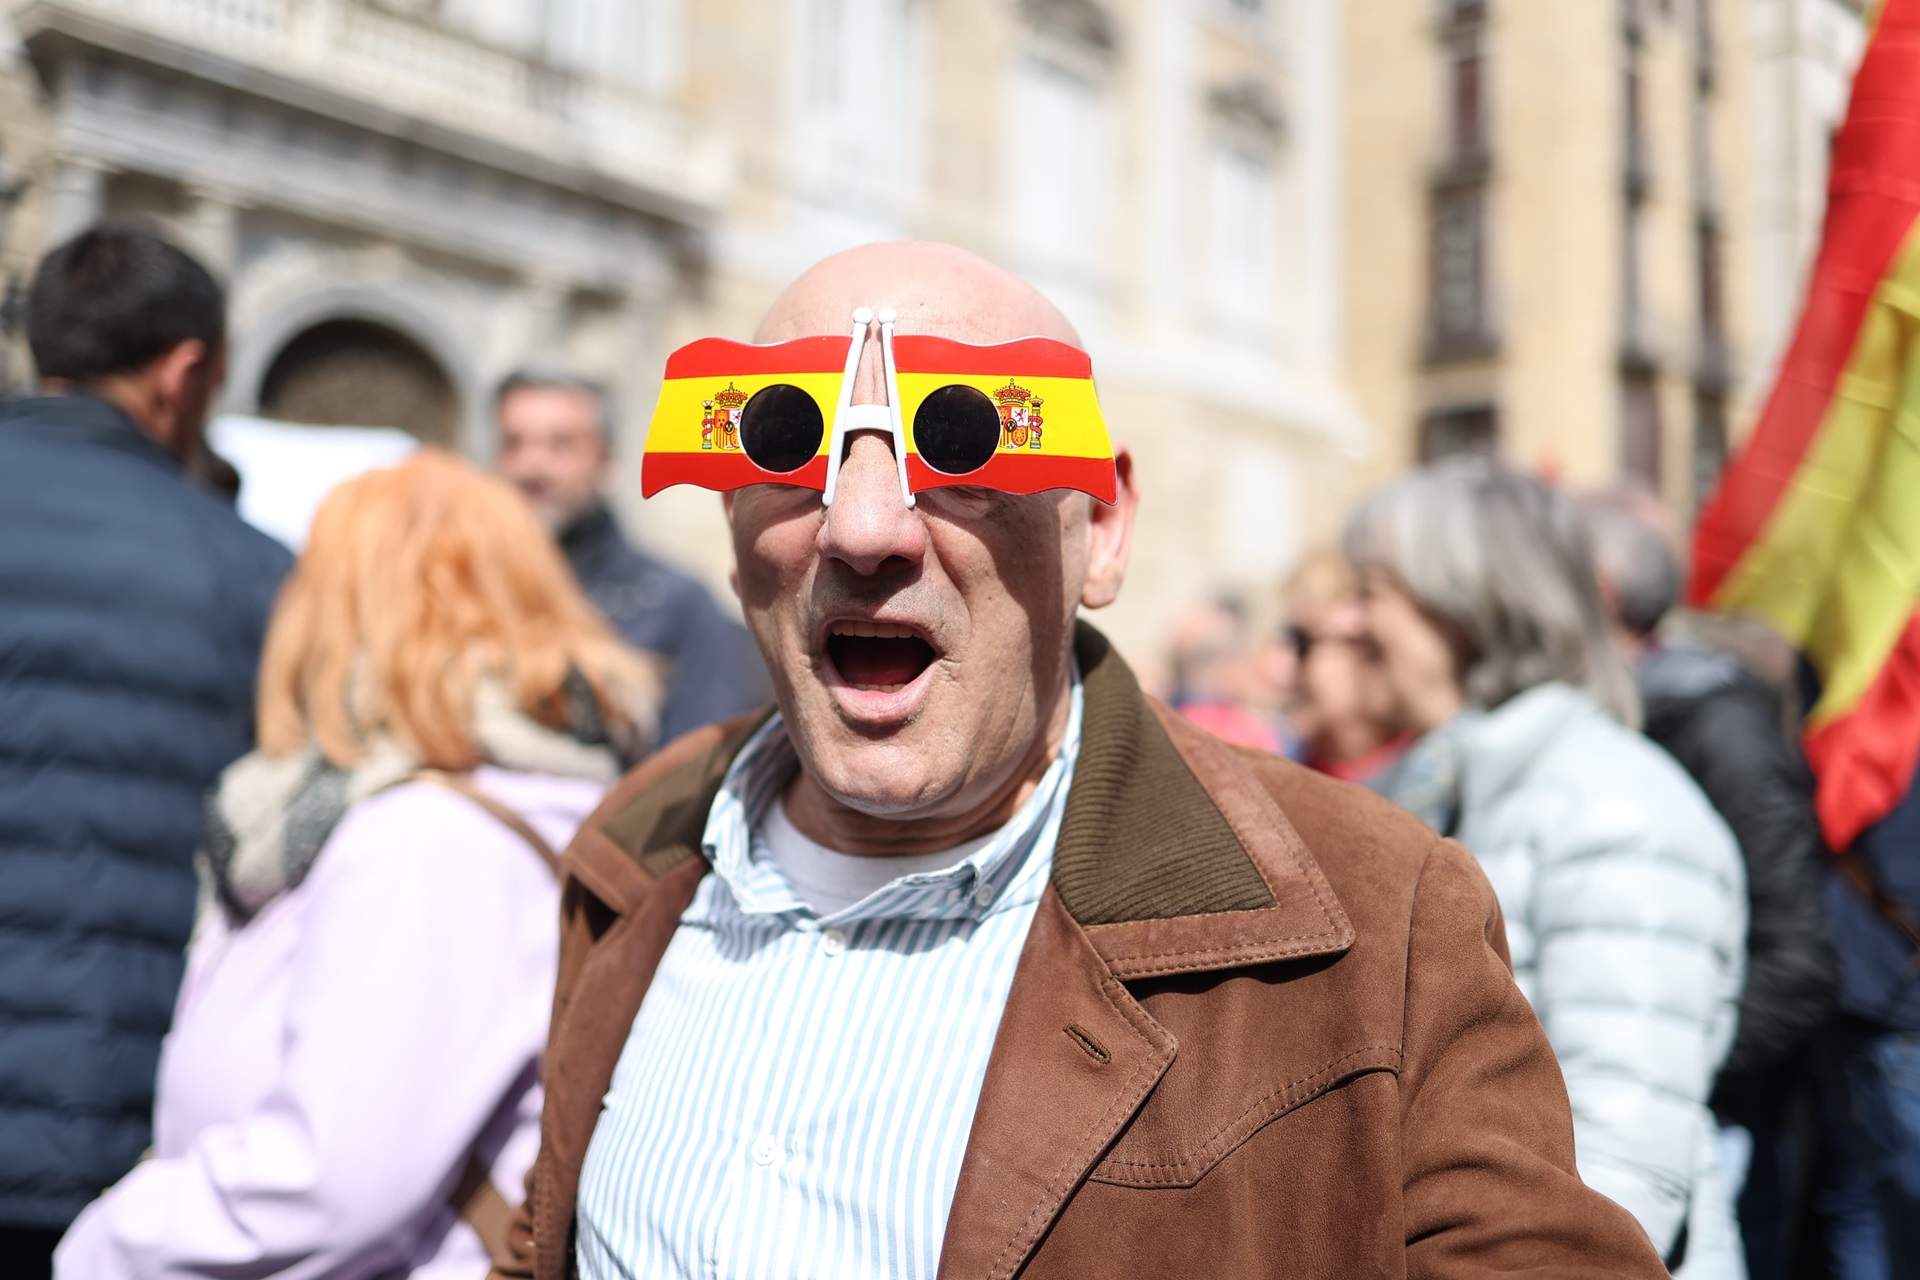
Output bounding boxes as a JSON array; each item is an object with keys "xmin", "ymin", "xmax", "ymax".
[{"xmin": 0, "ymin": 223, "xmax": 291, "ymax": 1277}]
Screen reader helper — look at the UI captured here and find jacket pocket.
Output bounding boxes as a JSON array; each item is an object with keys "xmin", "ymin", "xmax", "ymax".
[{"xmin": 1086, "ymin": 1043, "xmax": 1402, "ymax": 1189}]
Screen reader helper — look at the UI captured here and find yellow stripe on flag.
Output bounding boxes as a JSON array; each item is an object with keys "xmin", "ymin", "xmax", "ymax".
[
  {"xmin": 894, "ymin": 373, "xmax": 1109, "ymax": 457},
  {"xmin": 1714, "ymin": 219, "xmax": 1920, "ymax": 729},
  {"xmin": 644, "ymin": 372, "xmax": 843, "ymax": 455}
]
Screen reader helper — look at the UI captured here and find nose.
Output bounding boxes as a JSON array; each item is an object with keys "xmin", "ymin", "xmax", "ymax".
[{"xmin": 818, "ymin": 430, "xmax": 926, "ymax": 575}]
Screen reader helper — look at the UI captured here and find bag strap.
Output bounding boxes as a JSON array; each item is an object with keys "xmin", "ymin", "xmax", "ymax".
[
  {"xmin": 1834, "ymin": 849, "xmax": 1920, "ymax": 967},
  {"xmin": 412, "ymin": 769, "xmax": 562, "ymax": 878},
  {"xmin": 405, "ymin": 768, "xmax": 565, "ymax": 1265}
]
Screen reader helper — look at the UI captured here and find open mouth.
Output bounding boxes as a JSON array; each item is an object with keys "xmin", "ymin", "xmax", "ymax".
[{"xmin": 825, "ymin": 621, "xmax": 938, "ymax": 692}]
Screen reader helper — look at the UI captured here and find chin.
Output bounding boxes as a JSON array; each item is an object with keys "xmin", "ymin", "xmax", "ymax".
[{"xmin": 806, "ymin": 734, "xmax": 956, "ymax": 818}]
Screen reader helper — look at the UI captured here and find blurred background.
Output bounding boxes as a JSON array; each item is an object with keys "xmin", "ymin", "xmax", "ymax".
[{"xmin": 0, "ymin": 0, "xmax": 1871, "ymax": 661}]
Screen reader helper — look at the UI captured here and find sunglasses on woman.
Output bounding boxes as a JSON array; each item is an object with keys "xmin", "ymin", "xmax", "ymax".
[{"xmin": 639, "ymin": 307, "xmax": 1117, "ymax": 506}]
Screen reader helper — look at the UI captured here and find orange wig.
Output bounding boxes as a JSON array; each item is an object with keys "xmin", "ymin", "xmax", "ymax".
[{"xmin": 256, "ymin": 449, "xmax": 658, "ymax": 769}]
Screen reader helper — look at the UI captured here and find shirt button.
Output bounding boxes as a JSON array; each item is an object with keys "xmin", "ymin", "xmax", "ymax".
[
  {"xmin": 820, "ymin": 927, "xmax": 848, "ymax": 957},
  {"xmin": 972, "ymin": 882, "xmax": 995, "ymax": 909},
  {"xmin": 752, "ymin": 1135, "xmax": 780, "ymax": 1168}
]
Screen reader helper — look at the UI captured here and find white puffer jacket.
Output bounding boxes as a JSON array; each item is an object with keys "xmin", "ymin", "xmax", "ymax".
[{"xmin": 1384, "ymin": 683, "xmax": 1748, "ymax": 1277}]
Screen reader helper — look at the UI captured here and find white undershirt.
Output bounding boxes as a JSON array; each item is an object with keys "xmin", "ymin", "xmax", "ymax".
[{"xmin": 755, "ymin": 797, "xmax": 999, "ymax": 916}]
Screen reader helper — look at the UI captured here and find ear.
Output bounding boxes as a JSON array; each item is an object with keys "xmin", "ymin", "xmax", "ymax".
[
  {"xmin": 150, "ymin": 339, "xmax": 208, "ymax": 409},
  {"xmin": 1079, "ymin": 446, "xmax": 1137, "ymax": 611},
  {"xmin": 147, "ymin": 339, "xmax": 212, "ymax": 457}
]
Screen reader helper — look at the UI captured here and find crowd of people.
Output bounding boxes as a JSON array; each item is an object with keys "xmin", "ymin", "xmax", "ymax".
[
  {"xmin": 1159, "ymin": 477, "xmax": 1914, "ymax": 1279},
  {"xmin": 0, "ymin": 221, "xmax": 1914, "ymax": 1280}
]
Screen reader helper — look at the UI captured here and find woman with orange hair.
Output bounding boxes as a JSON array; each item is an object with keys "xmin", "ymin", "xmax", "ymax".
[{"xmin": 56, "ymin": 450, "xmax": 659, "ymax": 1279}]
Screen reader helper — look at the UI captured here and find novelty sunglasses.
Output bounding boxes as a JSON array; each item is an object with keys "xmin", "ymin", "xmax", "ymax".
[{"xmin": 640, "ymin": 307, "xmax": 1117, "ymax": 505}]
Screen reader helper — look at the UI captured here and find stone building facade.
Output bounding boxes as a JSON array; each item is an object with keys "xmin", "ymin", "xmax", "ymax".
[
  {"xmin": 1742, "ymin": 0, "xmax": 1868, "ymax": 403},
  {"xmin": 1342, "ymin": 0, "xmax": 1868, "ymax": 516},
  {"xmin": 0, "ymin": 0, "xmax": 1358, "ymax": 661}
]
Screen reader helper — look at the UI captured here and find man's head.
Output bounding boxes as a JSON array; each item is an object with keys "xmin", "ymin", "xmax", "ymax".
[
  {"xmin": 724, "ymin": 242, "xmax": 1137, "ymax": 846},
  {"xmin": 494, "ymin": 369, "xmax": 614, "ymax": 530},
  {"xmin": 26, "ymin": 222, "xmax": 227, "ymax": 462},
  {"xmin": 1579, "ymin": 487, "xmax": 1686, "ymax": 645},
  {"xmin": 1166, "ymin": 594, "xmax": 1253, "ymax": 706}
]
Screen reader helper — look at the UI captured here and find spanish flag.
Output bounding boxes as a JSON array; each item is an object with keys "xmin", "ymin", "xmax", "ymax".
[
  {"xmin": 1688, "ymin": 0, "xmax": 1920, "ymax": 851},
  {"xmin": 892, "ymin": 335, "xmax": 1117, "ymax": 502},
  {"xmin": 641, "ymin": 336, "xmax": 845, "ymax": 496}
]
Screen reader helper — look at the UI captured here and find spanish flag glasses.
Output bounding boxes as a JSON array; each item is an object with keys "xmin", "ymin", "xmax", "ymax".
[{"xmin": 640, "ymin": 307, "xmax": 1117, "ymax": 506}]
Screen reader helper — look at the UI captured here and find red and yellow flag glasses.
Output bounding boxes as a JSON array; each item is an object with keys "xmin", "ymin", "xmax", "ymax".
[{"xmin": 640, "ymin": 307, "xmax": 1117, "ymax": 506}]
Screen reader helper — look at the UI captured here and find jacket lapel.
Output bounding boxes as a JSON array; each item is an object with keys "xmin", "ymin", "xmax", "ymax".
[
  {"xmin": 935, "ymin": 888, "xmax": 1176, "ymax": 1280},
  {"xmin": 936, "ymin": 626, "xmax": 1355, "ymax": 1279}
]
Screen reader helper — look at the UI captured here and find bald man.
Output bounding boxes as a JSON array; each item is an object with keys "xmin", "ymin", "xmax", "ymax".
[{"xmin": 492, "ymin": 244, "xmax": 1666, "ymax": 1279}]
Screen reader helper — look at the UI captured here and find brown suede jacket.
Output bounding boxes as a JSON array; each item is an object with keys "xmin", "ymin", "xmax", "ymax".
[{"xmin": 492, "ymin": 625, "xmax": 1667, "ymax": 1279}]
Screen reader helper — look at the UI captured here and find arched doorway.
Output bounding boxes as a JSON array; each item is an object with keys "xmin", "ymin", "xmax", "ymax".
[{"xmin": 258, "ymin": 317, "xmax": 460, "ymax": 444}]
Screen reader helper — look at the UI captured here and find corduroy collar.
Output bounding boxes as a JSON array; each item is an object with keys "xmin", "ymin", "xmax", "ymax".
[{"xmin": 571, "ymin": 620, "xmax": 1353, "ymax": 979}]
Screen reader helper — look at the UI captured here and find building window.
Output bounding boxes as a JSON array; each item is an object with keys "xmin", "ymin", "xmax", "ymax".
[
  {"xmin": 1622, "ymin": 208, "xmax": 1648, "ymax": 358},
  {"xmin": 1006, "ymin": 55, "xmax": 1112, "ymax": 268},
  {"xmin": 1690, "ymin": 92, "xmax": 1716, "ymax": 208},
  {"xmin": 1694, "ymin": 0, "xmax": 1717, "ymax": 87},
  {"xmin": 791, "ymin": 0, "xmax": 925, "ymax": 200},
  {"xmin": 543, "ymin": 0, "xmax": 683, "ymax": 92},
  {"xmin": 1622, "ymin": 376, "xmax": 1662, "ymax": 489},
  {"xmin": 1621, "ymin": 0, "xmax": 1645, "ymax": 41},
  {"xmin": 1449, "ymin": 48, "xmax": 1486, "ymax": 159},
  {"xmin": 1623, "ymin": 63, "xmax": 1650, "ymax": 195},
  {"xmin": 1696, "ymin": 217, "xmax": 1724, "ymax": 341},
  {"xmin": 1428, "ymin": 188, "xmax": 1491, "ymax": 354},
  {"xmin": 805, "ymin": 0, "xmax": 846, "ymax": 110},
  {"xmin": 1419, "ymin": 403, "xmax": 1499, "ymax": 463},
  {"xmin": 1207, "ymin": 140, "xmax": 1277, "ymax": 323},
  {"xmin": 1693, "ymin": 392, "xmax": 1728, "ymax": 509}
]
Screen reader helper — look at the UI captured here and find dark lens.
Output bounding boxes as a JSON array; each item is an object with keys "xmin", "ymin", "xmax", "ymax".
[
  {"xmin": 913, "ymin": 385, "xmax": 1001, "ymax": 476},
  {"xmin": 739, "ymin": 384, "xmax": 824, "ymax": 474}
]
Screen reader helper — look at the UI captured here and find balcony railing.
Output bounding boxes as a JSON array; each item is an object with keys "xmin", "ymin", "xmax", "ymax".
[{"xmin": 14, "ymin": 0, "xmax": 729, "ymax": 213}]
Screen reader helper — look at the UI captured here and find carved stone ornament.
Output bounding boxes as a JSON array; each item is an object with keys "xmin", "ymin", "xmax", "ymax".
[
  {"xmin": 1207, "ymin": 75, "xmax": 1286, "ymax": 143},
  {"xmin": 1019, "ymin": 0, "xmax": 1120, "ymax": 55}
]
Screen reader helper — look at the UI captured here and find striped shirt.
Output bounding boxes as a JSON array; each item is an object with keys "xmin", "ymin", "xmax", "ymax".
[{"xmin": 574, "ymin": 679, "xmax": 1084, "ymax": 1280}]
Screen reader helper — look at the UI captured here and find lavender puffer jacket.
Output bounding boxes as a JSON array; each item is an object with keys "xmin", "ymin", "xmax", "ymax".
[{"xmin": 54, "ymin": 766, "xmax": 604, "ymax": 1280}]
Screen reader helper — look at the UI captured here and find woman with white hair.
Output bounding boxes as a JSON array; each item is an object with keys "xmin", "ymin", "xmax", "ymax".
[{"xmin": 1344, "ymin": 458, "xmax": 1749, "ymax": 1278}]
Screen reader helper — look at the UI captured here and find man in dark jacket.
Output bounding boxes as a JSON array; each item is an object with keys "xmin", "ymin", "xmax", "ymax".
[
  {"xmin": 494, "ymin": 370, "xmax": 768, "ymax": 744},
  {"xmin": 1585, "ymin": 491, "xmax": 1838, "ymax": 1278},
  {"xmin": 0, "ymin": 224, "xmax": 292, "ymax": 1274},
  {"xmin": 1816, "ymin": 779, "xmax": 1920, "ymax": 1276}
]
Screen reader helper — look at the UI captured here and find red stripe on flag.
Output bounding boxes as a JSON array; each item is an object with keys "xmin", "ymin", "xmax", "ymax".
[
  {"xmin": 1690, "ymin": 2, "xmax": 1920, "ymax": 605},
  {"xmin": 663, "ymin": 336, "xmax": 851, "ymax": 380},
  {"xmin": 906, "ymin": 453, "xmax": 1117, "ymax": 503},
  {"xmin": 641, "ymin": 452, "xmax": 829, "ymax": 497},
  {"xmin": 1804, "ymin": 610, "xmax": 1920, "ymax": 851},
  {"xmin": 892, "ymin": 335, "xmax": 1092, "ymax": 379}
]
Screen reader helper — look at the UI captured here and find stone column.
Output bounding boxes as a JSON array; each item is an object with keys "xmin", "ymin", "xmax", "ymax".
[
  {"xmin": 43, "ymin": 157, "xmax": 107, "ymax": 245},
  {"xmin": 182, "ymin": 185, "xmax": 242, "ymax": 277},
  {"xmin": 520, "ymin": 271, "xmax": 571, "ymax": 364}
]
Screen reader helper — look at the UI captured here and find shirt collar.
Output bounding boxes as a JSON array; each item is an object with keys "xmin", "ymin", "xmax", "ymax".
[{"xmin": 702, "ymin": 668, "xmax": 1084, "ymax": 925}]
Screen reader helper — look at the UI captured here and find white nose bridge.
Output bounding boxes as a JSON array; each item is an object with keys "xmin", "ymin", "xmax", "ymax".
[
  {"xmin": 848, "ymin": 326, "xmax": 888, "ymax": 406},
  {"xmin": 822, "ymin": 306, "xmax": 914, "ymax": 509}
]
